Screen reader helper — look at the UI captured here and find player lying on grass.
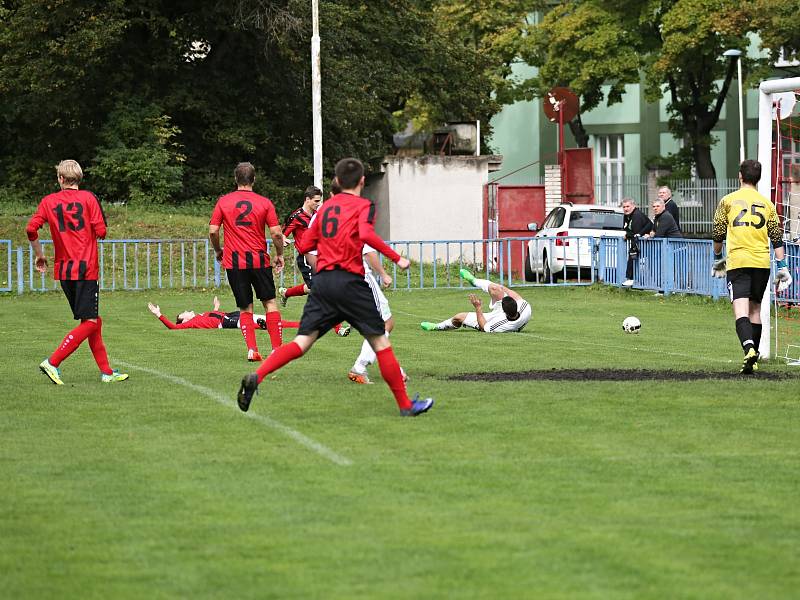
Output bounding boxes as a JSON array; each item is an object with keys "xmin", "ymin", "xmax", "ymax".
[
  {"xmin": 28, "ymin": 159, "xmax": 128, "ymax": 385},
  {"xmin": 147, "ymin": 298, "xmax": 299, "ymax": 331},
  {"xmin": 421, "ymin": 269, "xmax": 532, "ymax": 333},
  {"xmin": 237, "ymin": 158, "xmax": 433, "ymax": 417}
]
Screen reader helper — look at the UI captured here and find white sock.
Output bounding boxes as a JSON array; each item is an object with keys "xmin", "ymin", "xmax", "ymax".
[
  {"xmin": 436, "ymin": 319, "xmax": 456, "ymax": 330},
  {"xmin": 352, "ymin": 330, "xmax": 389, "ymax": 371},
  {"xmin": 472, "ymin": 278, "xmax": 492, "ymax": 293}
]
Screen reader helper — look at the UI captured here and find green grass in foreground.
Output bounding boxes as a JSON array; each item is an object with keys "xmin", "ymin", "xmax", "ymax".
[{"xmin": 1, "ymin": 285, "xmax": 799, "ymax": 599}]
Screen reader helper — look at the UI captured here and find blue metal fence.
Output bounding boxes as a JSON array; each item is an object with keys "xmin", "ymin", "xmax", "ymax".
[
  {"xmin": 0, "ymin": 240, "xmax": 11, "ymax": 293},
  {"xmin": 2, "ymin": 237, "xmax": 798, "ymax": 303}
]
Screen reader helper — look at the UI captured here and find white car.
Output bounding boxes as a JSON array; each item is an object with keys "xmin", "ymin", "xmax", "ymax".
[{"xmin": 525, "ymin": 203, "xmax": 626, "ymax": 281}]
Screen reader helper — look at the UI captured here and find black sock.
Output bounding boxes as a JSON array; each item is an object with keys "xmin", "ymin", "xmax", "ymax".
[
  {"xmin": 735, "ymin": 317, "xmax": 754, "ymax": 353},
  {"xmin": 752, "ymin": 323, "xmax": 762, "ymax": 353}
]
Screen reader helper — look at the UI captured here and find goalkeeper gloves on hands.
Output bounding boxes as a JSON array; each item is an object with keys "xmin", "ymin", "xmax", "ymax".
[
  {"xmin": 711, "ymin": 253, "xmax": 726, "ymax": 278},
  {"xmin": 775, "ymin": 259, "xmax": 793, "ymax": 293}
]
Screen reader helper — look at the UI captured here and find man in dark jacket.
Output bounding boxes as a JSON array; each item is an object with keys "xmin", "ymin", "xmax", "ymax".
[
  {"xmin": 658, "ymin": 186, "xmax": 680, "ymax": 230},
  {"xmin": 621, "ymin": 198, "xmax": 653, "ymax": 286},
  {"xmin": 647, "ymin": 198, "xmax": 682, "ymax": 238}
]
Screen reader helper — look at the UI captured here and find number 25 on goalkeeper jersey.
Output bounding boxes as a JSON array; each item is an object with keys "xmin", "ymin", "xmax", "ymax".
[{"xmin": 712, "ymin": 187, "xmax": 783, "ymax": 270}]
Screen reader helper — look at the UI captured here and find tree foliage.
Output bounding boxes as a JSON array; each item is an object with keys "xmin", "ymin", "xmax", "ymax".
[
  {"xmin": 0, "ymin": 0, "xmax": 496, "ymax": 212},
  {"xmin": 518, "ymin": 0, "xmax": 796, "ymax": 178},
  {"xmin": 519, "ymin": 1, "xmax": 643, "ymax": 148},
  {"xmin": 748, "ymin": 0, "xmax": 800, "ymax": 64},
  {"xmin": 89, "ymin": 101, "xmax": 185, "ymax": 205},
  {"xmin": 433, "ymin": 0, "xmax": 536, "ymax": 106}
]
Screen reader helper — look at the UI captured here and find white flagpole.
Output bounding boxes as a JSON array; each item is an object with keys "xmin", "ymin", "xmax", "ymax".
[{"xmin": 311, "ymin": 0, "xmax": 323, "ymax": 189}]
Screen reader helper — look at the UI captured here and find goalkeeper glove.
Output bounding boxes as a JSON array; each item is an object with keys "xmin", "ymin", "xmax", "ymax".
[
  {"xmin": 711, "ymin": 252, "xmax": 726, "ymax": 278},
  {"xmin": 775, "ymin": 258, "xmax": 793, "ymax": 293}
]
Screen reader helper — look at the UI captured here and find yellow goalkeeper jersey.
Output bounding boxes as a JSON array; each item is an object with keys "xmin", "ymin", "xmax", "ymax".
[{"xmin": 712, "ymin": 187, "xmax": 783, "ymax": 270}]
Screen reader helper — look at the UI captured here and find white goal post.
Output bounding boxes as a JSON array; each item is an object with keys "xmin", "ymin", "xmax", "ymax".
[{"xmin": 757, "ymin": 77, "xmax": 800, "ymax": 359}]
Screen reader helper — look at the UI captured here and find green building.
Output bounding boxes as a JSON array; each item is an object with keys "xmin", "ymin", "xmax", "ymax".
[{"xmin": 488, "ymin": 48, "xmax": 783, "ymax": 205}]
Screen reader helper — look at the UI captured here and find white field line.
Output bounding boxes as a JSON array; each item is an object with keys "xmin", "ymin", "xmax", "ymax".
[
  {"xmin": 114, "ymin": 359, "xmax": 353, "ymax": 467},
  {"xmin": 393, "ymin": 308, "xmax": 730, "ymax": 364}
]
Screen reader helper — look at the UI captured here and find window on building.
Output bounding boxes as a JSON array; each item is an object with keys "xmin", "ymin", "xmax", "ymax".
[
  {"xmin": 775, "ymin": 47, "xmax": 799, "ymax": 68},
  {"xmin": 596, "ymin": 134, "xmax": 624, "ymax": 204}
]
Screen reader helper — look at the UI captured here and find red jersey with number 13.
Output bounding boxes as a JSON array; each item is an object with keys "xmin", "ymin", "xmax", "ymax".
[
  {"xmin": 297, "ymin": 192, "xmax": 401, "ymax": 275},
  {"xmin": 26, "ymin": 189, "xmax": 107, "ymax": 280},
  {"xmin": 210, "ymin": 190, "xmax": 279, "ymax": 270}
]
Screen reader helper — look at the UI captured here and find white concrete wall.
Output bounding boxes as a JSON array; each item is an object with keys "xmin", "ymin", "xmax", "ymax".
[
  {"xmin": 364, "ymin": 156, "xmax": 502, "ymax": 253},
  {"xmin": 362, "ymin": 155, "xmax": 502, "ymax": 262}
]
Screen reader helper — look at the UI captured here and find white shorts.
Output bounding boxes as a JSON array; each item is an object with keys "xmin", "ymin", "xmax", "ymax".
[{"xmin": 365, "ymin": 272, "xmax": 391, "ymax": 321}]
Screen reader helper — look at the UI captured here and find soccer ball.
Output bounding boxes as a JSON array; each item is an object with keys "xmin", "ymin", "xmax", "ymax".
[{"xmin": 622, "ymin": 316, "xmax": 641, "ymax": 334}]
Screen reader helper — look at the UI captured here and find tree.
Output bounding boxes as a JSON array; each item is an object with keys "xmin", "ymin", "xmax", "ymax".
[
  {"xmin": 0, "ymin": 0, "xmax": 497, "ymax": 211},
  {"xmin": 89, "ymin": 101, "xmax": 185, "ymax": 205},
  {"xmin": 433, "ymin": 0, "xmax": 536, "ymax": 106},
  {"xmin": 518, "ymin": 0, "xmax": 758, "ymax": 179},
  {"xmin": 518, "ymin": 1, "xmax": 643, "ymax": 148},
  {"xmin": 748, "ymin": 0, "xmax": 800, "ymax": 60}
]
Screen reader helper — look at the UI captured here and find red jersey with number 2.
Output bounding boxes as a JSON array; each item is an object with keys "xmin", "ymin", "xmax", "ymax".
[
  {"xmin": 210, "ymin": 190, "xmax": 279, "ymax": 270},
  {"xmin": 297, "ymin": 192, "xmax": 401, "ymax": 275},
  {"xmin": 26, "ymin": 189, "xmax": 107, "ymax": 280}
]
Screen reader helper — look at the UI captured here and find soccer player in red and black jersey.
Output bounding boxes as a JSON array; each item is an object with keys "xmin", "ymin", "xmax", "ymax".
[
  {"xmin": 26, "ymin": 160, "xmax": 129, "ymax": 385},
  {"xmin": 237, "ymin": 158, "xmax": 434, "ymax": 417},
  {"xmin": 279, "ymin": 185, "xmax": 322, "ymax": 303},
  {"xmin": 146, "ymin": 298, "xmax": 300, "ymax": 331},
  {"xmin": 280, "ymin": 183, "xmax": 350, "ymax": 337},
  {"xmin": 210, "ymin": 162, "xmax": 285, "ymax": 361}
]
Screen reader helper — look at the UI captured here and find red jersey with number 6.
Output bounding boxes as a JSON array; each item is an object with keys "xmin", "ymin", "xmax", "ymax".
[
  {"xmin": 296, "ymin": 192, "xmax": 401, "ymax": 275},
  {"xmin": 26, "ymin": 189, "xmax": 107, "ymax": 281},
  {"xmin": 210, "ymin": 190, "xmax": 279, "ymax": 270}
]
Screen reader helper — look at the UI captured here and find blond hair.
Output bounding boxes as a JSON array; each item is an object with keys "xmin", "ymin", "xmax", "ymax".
[{"xmin": 56, "ymin": 160, "xmax": 83, "ymax": 185}]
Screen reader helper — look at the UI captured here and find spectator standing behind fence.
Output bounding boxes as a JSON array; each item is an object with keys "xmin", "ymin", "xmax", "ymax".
[
  {"xmin": 645, "ymin": 198, "xmax": 682, "ymax": 239},
  {"xmin": 621, "ymin": 198, "xmax": 653, "ymax": 287},
  {"xmin": 658, "ymin": 186, "xmax": 680, "ymax": 231}
]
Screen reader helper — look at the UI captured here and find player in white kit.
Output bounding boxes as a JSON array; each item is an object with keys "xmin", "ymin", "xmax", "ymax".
[
  {"xmin": 347, "ymin": 243, "xmax": 408, "ymax": 384},
  {"xmin": 421, "ymin": 269, "xmax": 531, "ymax": 333}
]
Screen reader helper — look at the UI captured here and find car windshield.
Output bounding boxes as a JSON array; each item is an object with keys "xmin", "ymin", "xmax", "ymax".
[{"xmin": 569, "ymin": 210, "xmax": 624, "ymax": 230}]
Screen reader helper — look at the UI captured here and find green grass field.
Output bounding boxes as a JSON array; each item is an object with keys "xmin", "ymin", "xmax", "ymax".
[{"xmin": 2, "ymin": 285, "xmax": 799, "ymax": 599}]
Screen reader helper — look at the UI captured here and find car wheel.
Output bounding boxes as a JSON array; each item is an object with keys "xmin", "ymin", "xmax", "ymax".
[{"xmin": 524, "ymin": 249, "xmax": 535, "ymax": 282}]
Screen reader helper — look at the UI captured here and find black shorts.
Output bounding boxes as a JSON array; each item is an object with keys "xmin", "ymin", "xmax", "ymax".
[
  {"xmin": 298, "ymin": 269, "xmax": 385, "ymax": 337},
  {"xmin": 296, "ymin": 253, "xmax": 313, "ymax": 287},
  {"xmin": 727, "ymin": 267, "xmax": 770, "ymax": 302},
  {"xmin": 61, "ymin": 279, "xmax": 99, "ymax": 320},
  {"xmin": 227, "ymin": 267, "xmax": 276, "ymax": 309},
  {"xmin": 221, "ymin": 311, "xmax": 240, "ymax": 329}
]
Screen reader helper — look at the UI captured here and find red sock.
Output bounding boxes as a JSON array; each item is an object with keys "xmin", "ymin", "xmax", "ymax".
[
  {"xmin": 266, "ymin": 311, "xmax": 283, "ymax": 350},
  {"xmin": 376, "ymin": 346, "xmax": 412, "ymax": 410},
  {"xmin": 240, "ymin": 311, "xmax": 258, "ymax": 352},
  {"xmin": 281, "ymin": 320, "xmax": 300, "ymax": 329},
  {"xmin": 87, "ymin": 317, "xmax": 112, "ymax": 375},
  {"xmin": 285, "ymin": 284, "xmax": 307, "ymax": 298},
  {"xmin": 256, "ymin": 341, "xmax": 303, "ymax": 383},
  {"xmin": 49, "ymin": 320, "xmax": 97, "ymax": 367}
]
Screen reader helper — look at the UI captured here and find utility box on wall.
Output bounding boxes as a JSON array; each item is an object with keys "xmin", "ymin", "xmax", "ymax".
[{"xmin": 363, "ymin": 155, "xmax": 503, "ymax": 260}]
